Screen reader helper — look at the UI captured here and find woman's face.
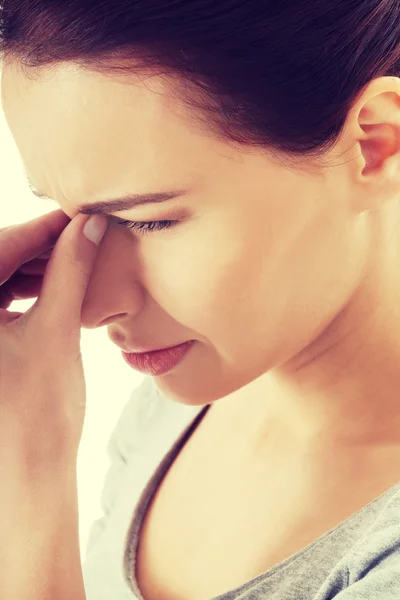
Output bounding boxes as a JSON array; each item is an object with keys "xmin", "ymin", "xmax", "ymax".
[{"xmin": 0, "ymin": 63, "xmax": 374, "ymax": 408}]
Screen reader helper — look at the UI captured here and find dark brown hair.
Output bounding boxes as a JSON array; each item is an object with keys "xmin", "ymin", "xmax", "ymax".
[{"xmin": 1, "ymin": 1, "xmax": 399, "ymax": 169}]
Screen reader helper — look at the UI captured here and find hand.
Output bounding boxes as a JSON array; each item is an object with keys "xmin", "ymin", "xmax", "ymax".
[
  {"xmin": 0, "ymin": 210, "xmax": 69, "ymax": 310},
  {"xmin": 0, "ymin": 209, "xmax": 108, "ymax": 468}
]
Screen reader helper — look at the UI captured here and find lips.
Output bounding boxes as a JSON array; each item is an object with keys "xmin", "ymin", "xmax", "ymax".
[{"xmin": 122, "ymin": 341, "xmax": 195, "ymax": 376}]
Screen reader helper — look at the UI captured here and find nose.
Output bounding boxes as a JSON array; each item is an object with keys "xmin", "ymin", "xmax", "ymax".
[{"xmin": 80, "ymin": 225, "xmax": 144, "ymax": 329}]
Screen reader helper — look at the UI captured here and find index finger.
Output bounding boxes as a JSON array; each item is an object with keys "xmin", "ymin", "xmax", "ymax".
[{"xmin": 0, "ymin": 209, "xmax": 71, "ymax": 286}]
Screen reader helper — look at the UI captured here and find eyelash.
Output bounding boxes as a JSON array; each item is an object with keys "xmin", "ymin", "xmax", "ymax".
[{"xmin": 116, "ymin": 219, "xmax": 176, "ymax": 236}]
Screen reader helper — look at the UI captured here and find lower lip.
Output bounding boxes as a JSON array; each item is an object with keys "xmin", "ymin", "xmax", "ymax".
[{"xmin": 122, "ymin": 341, "xmax": 195, "ymax": 376}]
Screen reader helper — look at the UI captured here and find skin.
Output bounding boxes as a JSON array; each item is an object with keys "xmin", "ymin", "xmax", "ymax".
[{"xmin": 2, "ymin": 63, "xmax": 400, "ymax": 467}]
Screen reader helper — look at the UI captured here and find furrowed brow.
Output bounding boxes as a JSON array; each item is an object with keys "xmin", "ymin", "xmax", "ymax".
[{"xmin": 27, "ymin": 178, "xmax": 189, "ymax": 215}]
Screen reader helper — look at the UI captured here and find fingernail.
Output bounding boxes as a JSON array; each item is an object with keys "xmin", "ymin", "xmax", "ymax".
[{"xmin": 83, "ymin": 215, "xmax": 108, "ymax": 246}]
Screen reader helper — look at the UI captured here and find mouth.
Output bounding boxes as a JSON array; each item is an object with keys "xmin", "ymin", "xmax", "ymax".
[{"xmin": 121, "ymin": 341, "xmax": 195, "ymax": 376}]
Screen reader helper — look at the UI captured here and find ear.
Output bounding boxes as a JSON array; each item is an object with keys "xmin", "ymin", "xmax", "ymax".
[{"xmin": 340, "ymin": 76, "xmax": 400, "ymax": 215}]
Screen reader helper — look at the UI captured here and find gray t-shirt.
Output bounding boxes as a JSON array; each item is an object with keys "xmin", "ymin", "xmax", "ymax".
[{"xmin": 82, "ymin": 376, "xmax": 400, "ymax": 599}]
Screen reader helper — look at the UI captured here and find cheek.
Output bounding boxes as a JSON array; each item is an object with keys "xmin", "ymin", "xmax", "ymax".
[
  {"xmin": 147, "ymin": 232, "xmax": 249, "ymax": 330},
  {"xmin": 198, "ymin": 227, "xmax": 329, "ymax": 358}
]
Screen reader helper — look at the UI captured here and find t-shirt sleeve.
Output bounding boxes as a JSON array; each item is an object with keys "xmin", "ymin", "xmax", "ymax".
[{"xmin": 83, "ymin": 376, "xmax": 155, "ymax": 561}]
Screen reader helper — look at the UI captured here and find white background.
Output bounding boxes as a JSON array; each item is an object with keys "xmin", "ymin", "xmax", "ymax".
[{"xmin": 0, "ymin": 96, "xmax": 146, "ymax": 559}]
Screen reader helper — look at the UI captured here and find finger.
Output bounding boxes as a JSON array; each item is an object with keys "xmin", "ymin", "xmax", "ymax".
[
  {"xmin": 0, "ymin": 209, "xmax": 70, "ymax": 286},
  {"xmin": 27, "ymin": 213, "xmax": 108, "ymax": 340},
  {"xmin": 20, "ymin": 245, "xmax": 56, "ymax": 264}
]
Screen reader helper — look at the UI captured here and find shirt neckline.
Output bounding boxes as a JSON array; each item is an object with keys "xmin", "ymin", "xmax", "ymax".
[{"xmin": 123, "ymin": 402, "xmax": 400, "ymax": 600}]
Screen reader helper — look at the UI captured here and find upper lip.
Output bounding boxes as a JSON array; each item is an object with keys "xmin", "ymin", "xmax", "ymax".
[{"xmin": 118, "ymin": 340, "xmax": 192, "ymax": 354}]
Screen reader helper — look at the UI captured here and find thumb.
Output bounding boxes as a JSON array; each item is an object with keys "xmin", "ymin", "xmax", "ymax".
[{"xmin": 29, "ymin": 213, "xmax": 108, "ymax": 337}]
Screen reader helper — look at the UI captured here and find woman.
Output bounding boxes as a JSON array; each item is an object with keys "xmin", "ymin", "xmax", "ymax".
[{"xmin": 0, "ymin": 0, "xmax": 400, "ymax": 599}]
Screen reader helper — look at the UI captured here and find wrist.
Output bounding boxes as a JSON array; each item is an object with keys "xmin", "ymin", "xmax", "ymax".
[
  {"xmin": 0, "ymin": 464, "xmax": 83, "ymax": 600},
  {"xmin": 0, "ymin": 422, "xmax": 78, "ymax": 483}
]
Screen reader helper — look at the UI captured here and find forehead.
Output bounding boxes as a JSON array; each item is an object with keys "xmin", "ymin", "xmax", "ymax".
[{"xmin": 0, "ymin": 63, "xmax": 211, "ymax": 198}]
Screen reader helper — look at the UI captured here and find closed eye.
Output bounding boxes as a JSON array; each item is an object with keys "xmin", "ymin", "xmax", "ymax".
[{"xmin": 116, "ymin": 219, "xmax": 177, "ymax": 236}]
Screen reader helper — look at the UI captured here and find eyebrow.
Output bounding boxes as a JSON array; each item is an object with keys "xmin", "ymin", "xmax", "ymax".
[{"xmin": 26, "ymin": 178, "xmax": 189, "ymax": 215}]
